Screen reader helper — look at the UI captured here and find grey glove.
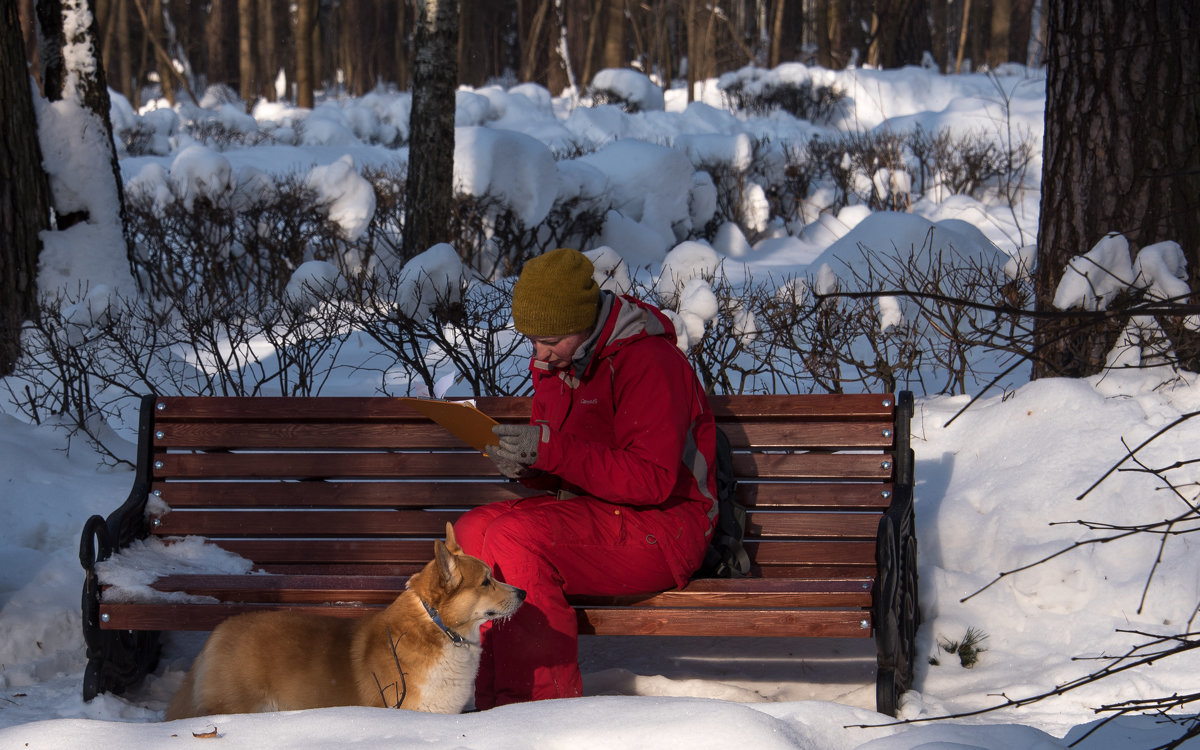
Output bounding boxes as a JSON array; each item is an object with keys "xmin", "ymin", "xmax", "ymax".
[{"xmin": 485, "ymin": 423, "xmax": 544, "ymax": 479}]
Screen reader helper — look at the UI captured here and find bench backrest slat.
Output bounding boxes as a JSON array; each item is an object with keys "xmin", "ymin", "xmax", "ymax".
[
  {"xmin": 154, "ymin": 508, "xmax": 882, "ymax": 540},
  {"xmin": 152, "ymin": 451, "xmax": 893, "ymax": 481},
  {"xmin": 152, "ymin": 420, "xmax": 895, "ymax": 451},
  {"xmin": 151, "ymin": 480, "xmax": 893, "ymax": 511},
  {"xmin": 204, "ymin": 539, "xmax": 879, "ymax": 573},
  {"xmin": 151, "ymin": 480, "xmax": 537, "ymax": 508}
]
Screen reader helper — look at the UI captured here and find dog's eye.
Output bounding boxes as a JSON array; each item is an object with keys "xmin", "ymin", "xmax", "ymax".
[{"xmin": 482, "ymin": 578, "xmax": 493, "ymax": 587}]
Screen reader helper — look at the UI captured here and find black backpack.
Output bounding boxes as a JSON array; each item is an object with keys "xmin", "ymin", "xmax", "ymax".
[{"xmin": 699, "ymin": 426, "xmax": 751, "ymax": 578}]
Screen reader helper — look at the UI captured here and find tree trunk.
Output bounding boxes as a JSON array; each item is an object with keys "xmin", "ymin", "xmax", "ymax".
[
  {"xmin": 343, "ymin": 0, "xmax": 380, "ymax": 96},
  {"xmin": 769, "ymin": 0, "xmax": 785, "ymax": 68},
  {"xmin": 237, "ymin": 0, "xmax": 254, "ymax": 106},
  {"xmin": 404, "ymin": 0, "xmax": 459, "ymax": 259},
  {"xmin": 129, "ymin": 0, "xmax": 191, "ymax": 105},
  {"xmin": 1026, "ymin": 0, "xmax": 1045, "ymax": 66},
  {"xmin": 395, "ymin": 0, "xmax": 409, "ymax": 89},
  {"xmin": 205, "ymin": 0, "xmax": 236, "ymax": 89},
  {"xmin": 602, "ymin": 0, "xmax": 625, "ymax": 69},
  {"xmin": 580, "ymin": 0, "xmax": 603, "ymax": 87},
  {"xmin": 1, "ymin": 0, "xmax": 52, "ymax": 375},
  {"xmin": 1033, "ymin": 0, "xmax": 1200, "ymax": 377},
  {"xmin": 821, "ymin": 0, "xmax": 855, "ymax": 68},
  {"xmin": 259, "ymin": 0, "xmax": 278, "ymax": 101},
  {"xmin": 521, "ymin": 0, "xmax": 550, "ymax": 84},
  {"xmin": 19, "ymin": 0, "xmax": 38, "ymax": 83},
  {"xmin": 1007, "ymin": 0, "xmax": 1037, "ymax": 68},
  {"xmin": 685, "ymin": 0, "xmax": 697, "ymax": 101},
  {"xmin": 953, "ymin": 0, "xmax": 971, "ymax": 72},
  {"xmin": 118, "ymin": 0, "xmax": 133, "ymax": 97},
  {"xmin": 37, "ymin": 0, "xmax": 127, "ymax": 221},
  {"xmin": 989, "ymin": 0, "xmax": 1012, "ymax": 66},
  {"xmin": 550, "ymin": 0, "xmax": 574, "ymax": 95},
  {"xmin": 98, "ymin": 0, "xmax": 133, "ymax": 99},
  {"xmin": 295, "ymin": 0, "xmax": 316, "ymax": 107}
]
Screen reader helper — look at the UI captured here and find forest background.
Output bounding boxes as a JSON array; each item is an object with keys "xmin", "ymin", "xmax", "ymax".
[{"xmin": 13, "ymin": 0, "xmax": 1046, "ymax": 111}]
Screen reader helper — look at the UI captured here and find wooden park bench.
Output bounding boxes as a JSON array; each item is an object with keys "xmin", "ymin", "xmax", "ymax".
[{"xmin": 79, "ymin": 392, "xmax": 918, "ymax": 715}]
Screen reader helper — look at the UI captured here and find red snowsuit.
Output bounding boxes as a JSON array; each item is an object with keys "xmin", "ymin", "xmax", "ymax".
[{"xmin": 454, "ymin": 291, "xmax": 718, "ymax": 707}]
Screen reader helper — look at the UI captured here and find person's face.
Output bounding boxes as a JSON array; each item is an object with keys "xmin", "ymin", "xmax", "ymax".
[{"xmin": 527, "ymin": 330, "xmax": 590, "ymax": 370}]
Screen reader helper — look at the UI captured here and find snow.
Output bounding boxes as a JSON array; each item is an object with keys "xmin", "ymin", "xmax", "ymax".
[
  {"xmin": 454, "ymin": 126, "xmax": 560, "ymax": 227},
  {"xmin": 34, "ymin": 98, "xmax": 135, "ymax": 297},
  {"xmin": 576, "ymin": 139, "xmax": 697, "ymax": 263},
  {"xmin": 5, "ymin": 60, "xmax": 1198, "ymax": 749},
  {"xmin": 591, "ymin": 68, "xmax": 666, "ymax": 111},
  {"xmin": 305, "ymin": 154, "xmax": 377, "ymax": 241},
  {"xmin": 391, "ymin": 243, "xmax": 467, "ymax": 322},
  {"xmin": 284, "ymin": 260, "xmax": 346, "ymax": 308},
  {"xmin": 1053, "ymin": 234, "xmax": 1137, "ymax": 311},
  {"xmin": 166, "ymin": 144, "xmax": 235, "ymax": 211}
]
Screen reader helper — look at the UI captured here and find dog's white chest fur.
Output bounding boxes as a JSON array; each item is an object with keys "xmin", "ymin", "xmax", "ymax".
[{"xmin": 409, "ymin": 635, "xmax": 483, "ymax": 713}]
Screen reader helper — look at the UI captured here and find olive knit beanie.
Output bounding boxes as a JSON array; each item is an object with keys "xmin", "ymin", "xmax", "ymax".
[{"xmin": 512, "ymin": 248, "xmax": 600, "ymax": 337}]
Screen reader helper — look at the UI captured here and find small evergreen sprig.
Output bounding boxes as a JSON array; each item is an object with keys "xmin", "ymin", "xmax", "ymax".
[{"xmin": 934, "ymin": 626, "xmax": 990, "ymax": 668}]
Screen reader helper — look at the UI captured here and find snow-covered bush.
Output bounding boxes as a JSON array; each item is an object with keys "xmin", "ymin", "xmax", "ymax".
[
  {"xmin": 718, "ymin": 66, "xmax": 847, "ymax": 124},
  {"xmin": 587, "ymin": 69, "xmax": 665, "ymax": 113},
  {"xmin": 907, "ymin": 125, "xmax": 1034, "ymax": 202}
]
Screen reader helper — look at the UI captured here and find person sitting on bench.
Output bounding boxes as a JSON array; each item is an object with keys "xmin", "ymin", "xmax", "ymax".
[{"xmin": 453, "ymin": 247, "xmax": 719, "ymax": 708}]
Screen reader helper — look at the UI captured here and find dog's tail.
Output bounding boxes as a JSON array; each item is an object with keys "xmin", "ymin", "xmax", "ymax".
[{"xmin": 164, "ymin": 667, "xmax": 199, "ymax": 721}]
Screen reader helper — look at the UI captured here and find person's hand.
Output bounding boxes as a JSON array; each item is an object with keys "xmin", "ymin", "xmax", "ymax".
[{"xmin": 485, "ymin": 424, "xmax": 544, "ymax": 479}]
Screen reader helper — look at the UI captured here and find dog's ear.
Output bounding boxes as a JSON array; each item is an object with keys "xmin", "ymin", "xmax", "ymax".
[
  {"xmin": 434, "ymin": 539, "xmax": 462, "ymax": 588},
  {"xmin": 444, "ymin": 522, "xmax": 463, "ymax": 555}
]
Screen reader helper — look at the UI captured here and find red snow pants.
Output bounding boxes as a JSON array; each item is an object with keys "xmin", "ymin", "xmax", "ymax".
[{"xmin": 453, "ymin": 494, "xmax": 681, "ymax": 708}]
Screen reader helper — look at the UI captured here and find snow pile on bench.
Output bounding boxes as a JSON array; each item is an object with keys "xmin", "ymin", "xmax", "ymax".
[{"xmin": 96, "ymin": 536, "xmax": 259, "ymax": 604}]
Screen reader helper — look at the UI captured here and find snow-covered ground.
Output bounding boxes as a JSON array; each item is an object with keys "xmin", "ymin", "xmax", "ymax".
[{"xmin": 2, "ymin": 62, "xmax": 1197, "ymax": 748}]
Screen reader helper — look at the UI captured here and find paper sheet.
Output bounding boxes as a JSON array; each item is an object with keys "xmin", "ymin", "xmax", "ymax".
[{"xmin": 397, "ymin": 397, "xmax": 499, "ymax": 452}]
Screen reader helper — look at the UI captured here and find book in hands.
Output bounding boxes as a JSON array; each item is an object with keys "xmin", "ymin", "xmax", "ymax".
[{"xmin": 396, "ymin": 397, "xmax": 498, "ymax": 453}]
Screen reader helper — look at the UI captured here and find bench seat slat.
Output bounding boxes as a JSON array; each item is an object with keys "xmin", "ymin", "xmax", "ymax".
[
  {"xmin": 578, "ymin": 608, "xmax": 873, "ymax": 637},
  {"xmin": 152, "ymin": 509, "xmax": 882, "ymax": 540},
  {"xmin": 146, "ymin": 574, "xmax": 874, "ymax": 609},
  {"xmin": 98, "ymin": 602, "xmax": 872, "ymax": 638}
]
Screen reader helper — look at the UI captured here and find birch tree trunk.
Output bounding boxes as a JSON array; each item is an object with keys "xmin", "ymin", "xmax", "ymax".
[{"xmin": 35, "ymin": 0, "xmax": 128, "ymax": 236}]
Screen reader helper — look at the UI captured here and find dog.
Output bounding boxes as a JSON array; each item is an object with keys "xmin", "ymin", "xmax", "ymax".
[{"xmin": 165, "ymin": 524, "xmax": 524, "ymax": 719}]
